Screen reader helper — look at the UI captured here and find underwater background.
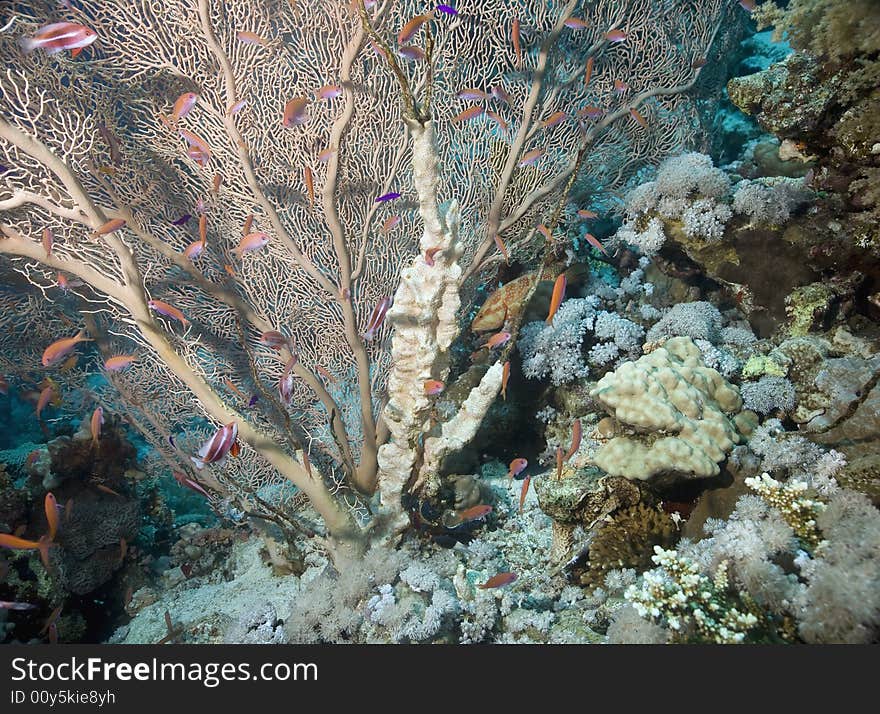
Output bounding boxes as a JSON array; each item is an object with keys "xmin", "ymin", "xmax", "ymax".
[{"xmin": 0, "ymin": 0, "xmax": 878, "ymax": 645}]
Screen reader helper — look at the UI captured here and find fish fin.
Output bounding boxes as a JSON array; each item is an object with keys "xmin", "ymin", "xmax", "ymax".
[
  {"xmin": 37, "ymin": 536, "xmax": 51, "ymax": 570},
  {"xmin": 190, "ymin": 456, "xmax": 205, "ymax": 470}
]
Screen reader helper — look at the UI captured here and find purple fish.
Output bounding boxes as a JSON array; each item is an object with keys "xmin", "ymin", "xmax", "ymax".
[
  {"xmin": 436, "ymin": 4, "xmax": 457, "ymax": 14},
  {"xmin": 278, "ymin": 356, "xmax": 298, "ymax": 406},
  {"xmin": 0, "ymin": 165, "xmax": 8, "ymax": 174},
  {"xmin": 171, "ymin": 214, "xmax": 192, "ymax": 226},
  {"xmin": 247, "ymin": 394, "xmax": 259, "ymax": 407},
  {"xmin": 375, "ymin": 192, "xmax": 401, "ymax": 203},
  {"xmin": 168, "ymin": 435, "xmax": 176, "ymax": 448},
  {"xmin": 191, "ymin": 422, "xmax": 237, "ymax": 470}
]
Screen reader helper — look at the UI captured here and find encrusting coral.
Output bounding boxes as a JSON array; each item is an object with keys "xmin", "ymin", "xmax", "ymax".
[{"xmin": 589, "ymin": 337, "xmax": 754, "ymax": 484}]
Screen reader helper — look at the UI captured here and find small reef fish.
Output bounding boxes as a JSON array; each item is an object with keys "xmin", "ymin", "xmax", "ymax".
[
  {"xmin": 424, "ymin": 247, "xmax": 441, "ymax": 266},
  {"xmin": 179, "ymin": 129, "xmax": 212, "ymax": 166},
  {"xmin": 0, "ymin": 533, "xmax": 51, "ymax": 568},
  {"xmin": 317, "ymin": 147, "xmax": 335, "ymax": 162},
  {"xmin": 511, "ymin": 18, "xmax": 521, "ymax": 65},
  {"xmin": 148, "ymin": 299, "xmax": 190, "ymax": 327},
  {"xmin": 173, "ymin": 470, "xmax": 210, "ymax": 498},
  {"xmin": 44, "ymin": 492, "xmax": 59, "ymax": 542},
  {"xmin": 435, "ymin": 4, "xmax": 457, "ymax": 16},
  {"xmin": 283, "ymin": 97, "xmax": 310, "ymax": 127},
  {"xmin": 458, "ymin": 505, "xmax": 492, "ymax": 522},
  {"xmin": 739, "ymin": 0, "xmax": 756, "ymax": 10},
  {"xmin": 42, "ymin": 331, "xmax": 90, "ymax": 368},
  {"xmin": 212, "ymin": 173, "xmax": 222, "ymax": 194},
  {"xmin": 519, "ymin": 476, "xmax": 530, "ymax": 513},
  {"xmin": 501, "ymin": 361, "xmax": 510, "ymax": 400},
  {"xmin": 198, "ymin": 214, "xmax": 207, "ymax": 245},
  {"xmin": 605, "ymin": 29, "xmax": 628, "ymax": 43},
  {"xmin": 224, "ymin": 378, "xmax": 246, "ymax": 400},
  {"xmin": 487, "ymin": 111, "xmax": 509, "ymax": 132},
  {"xmin": 493, "ymin": 234, "xmax": 509, "ymax": 263},
  {"xmin": 381, "ymin": 215, "xmax": 401, "ymax": 234},
  {"xmin": 304, "ymin": 166, "xmax": 315, "ymax": 209},
  {"xmin": 278, "ymin": 356, "xmax": 297, "ymax": 406},
  {"xmin": 104, "ymin": 354, "xmax": 137, "ymax": 371},
  {"xmin": 0, "ymin": 601, "xmax": 36, "ymax": 611},
  {"xmin": 362, "ymin": 296, "xmax": 393, "ymax": 341},
  {"xmin": 564, "ymin": 16, "xmax": 589, "ymax": 29},
  {"xmin": 95, "ymin": 484, "xmax": 122, "ymax": 498},
  {"xmin": 236, "ymin": 30, "xmax": 267, "ymax": 45},
  {"xmin": 546, "ymin": 273, "xmax": 566, "ymax": 324},
  {"xmin": 577, "ymin": 209, "xmax": 598, "ymax": 220},
  {"xmin": 584, "ymin": 56, "xmax": 594, "ymax": 87},
  {"xmin": 452, "ymin": 105, "xmax": 485, "ymax": 123},
  {"xmin": 565, "ymin": 418, "xmax": 582, "ymax": 460},
  {"xmin": 584, "ymin": 232, "xmax": 608, "ymax": 255},
  {"xmin": 486, "ymin": 331, "xmax": 511, "ymax": 349},
  {"xmin": 42, "ymin": 228, "xmax": 53, "ymax": 257},
  {"xmin": 36, "ymin": 387, "xmax": 55, "ymax": 419},
  {"xmin": 171, "ymin": 92, "xmax": 198, "ymax": 123},
  {"xmin": 539, "ymin": 111, "xmax": 567, "ymax": 130},
  {"xmin": 491, "ymin": 85, "xmax": 512, "ymax": 105},
  {"xmin": 537, "ymin": 224, "xmax": 553, "ymax": 241},
  {"xmin": 56, "ymin": 273, "xmax": 82, "ymax": 292},
  {"xmin": 398, "ymin": 13, "xmax": 433, "ymax": 44},
  {"xmin": 613, "ymin": 79, "xmax": 630, "ymax": 95},
  {"xmin": 457, "ymin": 88, "xmax": 490, "ymax": 101},
  {"xmin": 507, "ymin": 457, "xmax": 527, "ymax": 479},
  {"xmin": 90, "ymin": 406, "xmax": 103, "ymax": 446},
  {"xmin": 578, "ymin": 105, "xmax": 603, "ymax": 120},
  {"xmin": 315, "ymin": 365, "xmax": 337, "ymax": 384},
  {"xmin": 171, "ymin": 214, "xmax": 192, "ymax": 226},
  {"xmin": 423, "ymin": 379, "xmax": 444, "ymax": 395},
  {"xmin": 20, "ymin": 21, "xmax": 97, "ymax": 55},
  {"xmin": 259, "ymin": 331, "xmax": 290, "ymax": 350},
  {"xmin": 97, "ymin": 123, "xmax": 123, "ymax": 166},
  {"xmin": 91, "ymin": 218, "xmax": 126, "ymax": 238},
  {"xmin": 692, "ymin": 57, "xmax": 708, "ymax": 69},
  {"xmin": 183, "ymin": 240, "xmax": 204, "ymax": 259},
  {"xmin": 375, "ymin": 192, "xmax": 401, "ymax": 203},
  {"xmin": 242, "ymin": 214, "xmax": 254, "ymax": 235},
  {"xmin": 316, "ymin": 85, "xmax": 342, "ymax": 100},
  {"xmin": 227, "ymin": 98, "xmax": 247, "ymax": 116},
  {"xmin": 232, "ymin": 231, "xmax": 270, "ymax": 257},
  {"xmin": 479, "ymin": 572, "xmax": 517, "ymax": 589},
  {"xmin": 629, "ymin": 107, "xmax": 648, "ymax": 128},
  {"xmin": 517, "ymin": 148, "xmax": 545, "ymax": 167},
  {"xmin": 191, "ymin": 421, "xmax": 238, "ymax": 470}
]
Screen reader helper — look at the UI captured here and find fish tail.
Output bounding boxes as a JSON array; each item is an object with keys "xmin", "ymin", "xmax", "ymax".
[
  {"xmin": 37, "ymin": 536, "xmax": 51, "ymax": 570},
  {"xmin": 190, "ymin": 456, "xmax": 205, "ymax": 470},
  {"xmin": 18, "ymin": 36, "xmax": 37, "ymax": 53}
]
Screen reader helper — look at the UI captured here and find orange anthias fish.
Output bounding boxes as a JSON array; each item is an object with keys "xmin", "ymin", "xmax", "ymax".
[
  {"xmin": 564, "ymin": 16, "xmax": 589, "ymax": 29},
  {"xmin": 605, "ymin": 29, "xmax": 628, "ymax": 43},
  {"xmin": 501, "ymin": 361, "xmax": 510, "ymax": 400},
  {"xmin": 565, "ymin": 418, "xmax": 582, "ymax": 461},
  {"xmin": 104, "ymin": 354, "xmax": 137, "ymax": 371},
  {"xmin": 486, "ymin": 331, "xmax": 511, "ymax": 349},
  {"xmin": 584, "ymin": 56, "xmax": 594, "ymax": 87},
  {"xmin": 517, "ymin": 148, "xmax": 545, "ymax": 167},
  {"xmin": 236, "ymin": 30, "xmax": 267, "ymax": 45},
  {"xmin": 382, "ymin": 215, "xmax": 402, "ymax": 234},
  {"xmin": 42, "ymin": 228, "xmax": 54, "ymax": 257},
  {"xmin": 493, "ymin": 234, "xmax": 510, "ymax": 264},
  {"xmin": 540, "ymin": 111, "xmax": 567, "ymax": 130},
  {"xmin": 423, "ymin": 379, "xmax": 444, "ymax": 396},
  {"xmin": 316, "ymin": 85, "xmax": 343, "ymax": 101},
  {"xmin": 212, "ymin": 173, "xmax": 222, "ymax": 194},
  {"xmin": 198, "ymin": 213, "xmax": 207, "ymax": 246},
  {"xmin": 35, "ymin": 386, "xmax": 53, "ymax": 419},
  {"xmin": 457, "ymin": 505, "xmax": 492, "ymax": 523},
  {"xmin": 519, "ymin": 475, "xmax": 531, "ymax": 513},
  {"xmin": 282, "ymin": 96, "xmax": 310, "ymax": 127},
  {"xmin": 171, "ymin": 92, "xmax": 198, "ymax": 123},
  {"xmin": 148, "ymin": 299, "xmax": 190, "ymax": 327},
  {"xmin": 479, "ymin": 572, "xmax": 517, "ymax": 589},
  {"xmin": 315, "ymin": 365, "xmax": 337, "ymax": 384},
  {"xmin": 424, "ymin": 247, "xmax": 441, "ymax": 266},
  {"xmin": 584, "ymin": 233, "xmax": 608, "ymax": 256},
  {"xmin": 452, "ymin": 105, "xmax": 485, "ymax": 123},
  {"xmin": 0, "ymin": 533, "xmax": 52, "ymax": 569},
  {"xmin": 304, "ymin": 166, "xmax": 315, "ymax": 209},
  {"xmin": 232, "ymin": 231, "xmax": 270, "ymax": 257},
  {"xmin": 398, "ymin": 13, "xmax": 433, "ymax": 44},
  {"xmin": 507, "ymin": 457, "xmax": 527, "ymax": 480},
  {"xmin": 546, "ymin": 273, "xmax": 566, "ymax": 324},
  {"xmin": 511, "ymin": 18, "xmax": 521, "ymax": 66},
  {"xmin": 90, "ymin": 406, "xmax": 104, "ymax": 446},
  {"xmin": 577, "ymin": 209, "xmax": 598, "ymax": 220},
  {"xmin": 42, "ymin": 330, "xmax": 91, "ymax": 368},
  {"xmin": 91, "ymin": 218, "xmax": 126, "ymax": 238},
  {"xmin": 44, "ymin": 493, "xmax": 59, "ymax": 541},
  {"xmin": 243, "ymin": 214, "xmax": 254, "ymax": 235},
  {"xmin": 629, "ymin": 107, "xmax": 648, "ymax": 128}
]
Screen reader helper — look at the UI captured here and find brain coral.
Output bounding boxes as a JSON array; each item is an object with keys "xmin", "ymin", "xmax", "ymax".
[{"xmin": 589, "ymin": 337, "xmax": 749, "ymax": 483}]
